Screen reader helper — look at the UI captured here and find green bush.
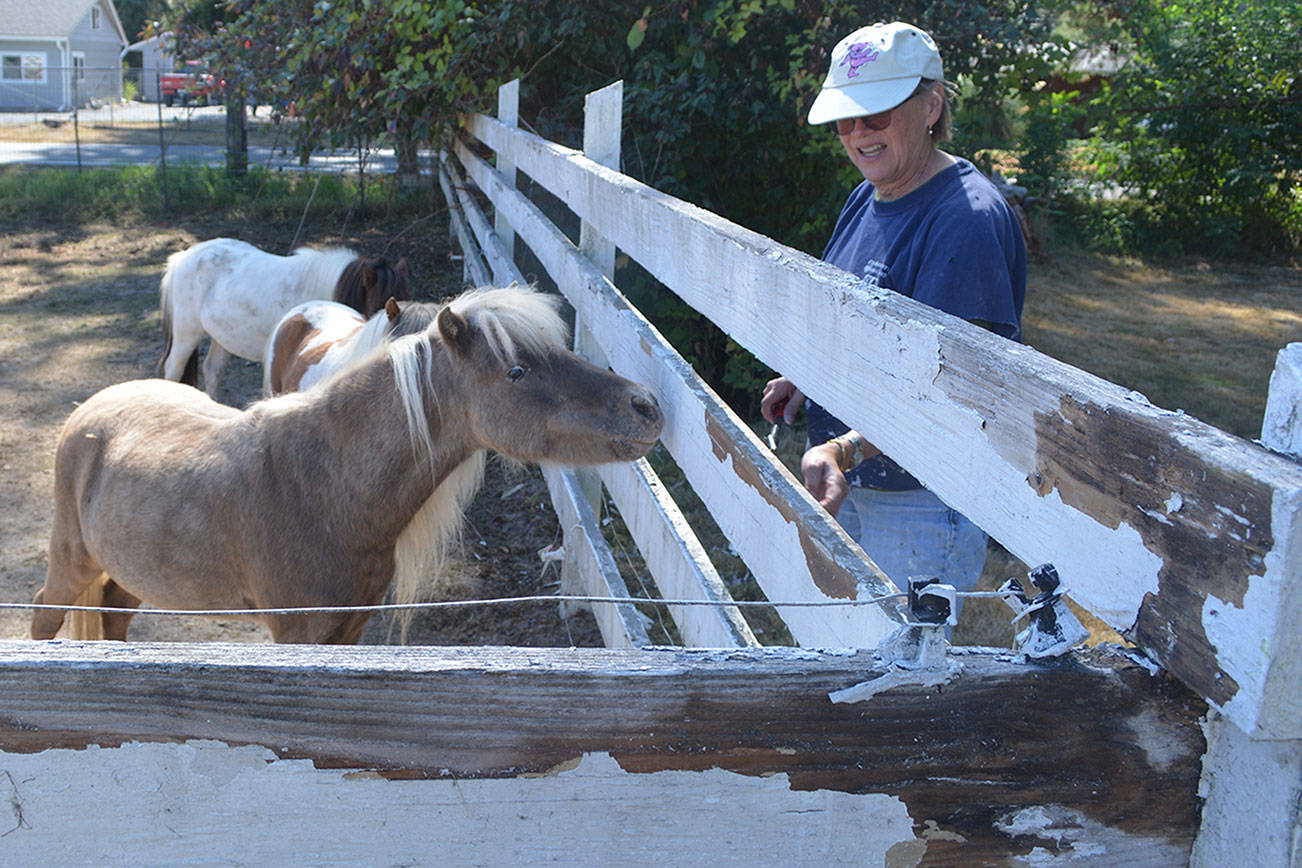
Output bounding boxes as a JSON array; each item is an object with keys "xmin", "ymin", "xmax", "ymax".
[{"xmin": 1073, "ymin": 0, "xmax": 1302, "ymax": 254}]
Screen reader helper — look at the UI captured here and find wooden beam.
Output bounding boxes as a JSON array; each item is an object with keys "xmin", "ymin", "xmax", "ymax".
[
  {"xmin": 542, "ymin": 464, "xmax": 651, "ymax": 649},
  {"xmin": 451, "ymin": 140, "xmax": 906, "ymax": 647},
  {"xmin": 0, "ymin": 641, "xmax": 1203, "ymax": 865},
  {"xmin": 436, "ymin": 159, "xmax": 490, "ymax": 287},
  {"xmin": 464, "ymin": 113, "xmax": 1302, "ymax": 740}
]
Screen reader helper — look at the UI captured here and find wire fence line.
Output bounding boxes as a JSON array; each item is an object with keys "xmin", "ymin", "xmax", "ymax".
[
  {"xmin": 1, "ymin": 589, "xmax": 1034, "ymax": 620},
  {"xmin": 0, "ymin": 65, "xmax": 407, "ymax": 179}
]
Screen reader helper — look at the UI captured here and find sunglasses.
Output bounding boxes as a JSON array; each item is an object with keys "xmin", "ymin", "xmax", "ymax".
[{"xmin": 833, "ymin": 85, "xmax": 933, "ymax": 136}]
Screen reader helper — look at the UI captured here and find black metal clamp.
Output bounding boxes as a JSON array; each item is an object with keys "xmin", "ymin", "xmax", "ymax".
[
  {"xmin": 874, "ymin": 576, "xmax": 956, "ymax": 670},
  {"xmin": 999, "ymin": 563, "xmax": 1089, "ymax": 658}
]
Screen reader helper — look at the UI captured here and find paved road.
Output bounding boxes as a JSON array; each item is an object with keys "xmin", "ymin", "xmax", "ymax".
[
  {"xmin": 0, "ymin": 140, "xmax": 401, "ymax": 173},
  {"xmin": 0, "ymin": 102, "xmax": 227, "ymax": 126},
  {"xmin": 0, "ymin": 102, "xmax": 405, "ymax": 172}
]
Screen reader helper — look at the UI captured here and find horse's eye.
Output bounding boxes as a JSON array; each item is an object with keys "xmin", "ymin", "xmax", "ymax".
[{"xmin": 507, "ymin": 365, "xmax": 528, "ymax": 382}]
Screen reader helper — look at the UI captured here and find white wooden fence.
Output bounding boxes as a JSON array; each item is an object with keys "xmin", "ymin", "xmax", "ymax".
[
  {"xmin": 1, "ymin": 79, "xmax": 1298, "ymax": 865},
  {"xmin": 434, "ymin": 80, "xmax": 1302, "ymax": 865}
]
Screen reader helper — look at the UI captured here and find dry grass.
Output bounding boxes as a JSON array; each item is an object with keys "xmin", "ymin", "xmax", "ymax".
[{"xmin": 1022, "ymin": 248, "xmax": 1302, "ymax": 440}]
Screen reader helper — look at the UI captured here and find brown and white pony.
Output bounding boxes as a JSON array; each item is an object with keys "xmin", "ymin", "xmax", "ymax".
[
  {"xmin": 34, "ymin": 286, "xmax": 662, "ymax": 644},
  {"xmin": 156, "ymin": 237, "xmax": 410, "ymax": 399},
  {"xmin": 262, "ymin": 296, "xmax": 439, "ymax": 396}
]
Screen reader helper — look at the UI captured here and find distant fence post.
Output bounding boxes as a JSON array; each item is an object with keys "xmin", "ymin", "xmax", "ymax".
[
  {"xmin": 568, "ymin": 81, "xmax": 623, "ymax": 519},
  {"xmin": 155, "ymin": 70, "xmax": 169, "ymax": 212},
  {"xmin": 72, "ymin": 71, "xmax": 82, "ymax": 173},
  {"xmin": 225, "ymin": 92, "xmax": 248, "ymax": 177}
]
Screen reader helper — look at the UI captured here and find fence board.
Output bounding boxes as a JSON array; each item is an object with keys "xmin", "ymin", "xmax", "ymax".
[
  {"xmin": 437, "ymin": 161, "xmax": 491, "ymax": 287},
  {"xmin": 464, "ymin": 113, "xmax": 1302, "ymax": 739},
  {"xmin": 598, "ymin": 459, "xmax": 759, "ymax": 648},
  {"xmin": 0, "ymin": 641, "xmax": 1202, "ymax": 865},
  {"xmin": 541, "ymin": 465, "xmax": 650, "ymax": 649}
]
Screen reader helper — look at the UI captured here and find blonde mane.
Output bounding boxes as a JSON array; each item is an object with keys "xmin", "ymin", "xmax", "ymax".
[{"xmin": 385, "ymin": 285, "xmax": 569, "ymax": 633}]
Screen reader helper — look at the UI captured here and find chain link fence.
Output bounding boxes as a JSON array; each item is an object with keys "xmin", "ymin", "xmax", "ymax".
[{"xmin": 0, "ymin": 66, "xmax": 405, "ymax": 177}]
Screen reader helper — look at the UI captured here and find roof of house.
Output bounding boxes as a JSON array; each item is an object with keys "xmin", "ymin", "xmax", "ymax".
[{"xmin": 0, "ymin": 0, "xmax": 128, "ymax": 44}]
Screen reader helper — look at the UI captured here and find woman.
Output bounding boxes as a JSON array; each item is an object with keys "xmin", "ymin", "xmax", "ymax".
[{"xmin": 761, "ymin": 21, "xmax": 1026, "ymax": 608}]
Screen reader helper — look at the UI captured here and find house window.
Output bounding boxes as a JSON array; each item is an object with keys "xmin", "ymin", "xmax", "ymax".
[
  {"xmin": 2, "ymin": 54, "xmax": 46, "ymax": 83},
  {"xmin": 72, "ymin": 53, "xmax": 86, "ymax": 81},
  {"xmin": 91, "ymin": 5, "xmax": 102, "ymax": 28}
]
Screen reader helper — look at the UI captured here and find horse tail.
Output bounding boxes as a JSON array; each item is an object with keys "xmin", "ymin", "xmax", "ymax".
[
  {"xmin": 390, "ymin": 451, "xmax": 487, "ymax": 641},
  {"xmin": 65, "ymin": 575, "xmax": 110, "ymax": 640},
  {"xmin": 156, "ymin": 250, "xmax": 201, "ymax": 386}
]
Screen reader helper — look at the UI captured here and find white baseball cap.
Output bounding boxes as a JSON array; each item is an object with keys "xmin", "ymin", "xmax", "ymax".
[{"xmin": 807, "ymin": 22, "xmax": 944, "ymax": 125}]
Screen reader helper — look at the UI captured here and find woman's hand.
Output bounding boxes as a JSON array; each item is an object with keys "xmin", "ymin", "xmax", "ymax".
[
  {"xmin": 801, "ymin": 441, "xmax": 849, "ymax": 516},
  {"xmin": 761, "ymin": 377, "xmax": 805, "ymax": 424}
]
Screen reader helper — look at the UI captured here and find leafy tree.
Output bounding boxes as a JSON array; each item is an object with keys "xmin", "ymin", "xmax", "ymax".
[{"xmin": 1073, "ymin": 0, "xmax": 1302, "ymax": 252}]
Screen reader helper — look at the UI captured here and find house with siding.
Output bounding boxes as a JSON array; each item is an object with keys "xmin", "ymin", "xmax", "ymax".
[{"xmin": 0, "ymin": 0, "xmax": 128, "ymax": 111}]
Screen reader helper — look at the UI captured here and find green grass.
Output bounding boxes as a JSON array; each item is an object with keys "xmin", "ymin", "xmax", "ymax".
[{"xmin": 0, "ymin": 164, "xmax": 435, "ymax": 226}]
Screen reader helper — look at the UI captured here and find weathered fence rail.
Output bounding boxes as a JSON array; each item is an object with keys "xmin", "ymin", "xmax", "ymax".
[
  {"xmin": 0, "ymin": 641, "xmax": 1204, "ymax": 864},
  {"xmin": 1, "ymin": 78, "xmax": 1299, "ymax": 865}
]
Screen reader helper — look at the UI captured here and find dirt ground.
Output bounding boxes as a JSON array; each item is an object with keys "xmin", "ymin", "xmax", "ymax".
[{"xmin": 0, "ymin": 215, "xmax": 603, "ymax": 647}]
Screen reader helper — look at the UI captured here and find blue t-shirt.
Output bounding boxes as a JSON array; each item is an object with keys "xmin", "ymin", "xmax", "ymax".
[{"xmin": 806, "ymin": 157, "xmax": 1026, "ymax": 490}]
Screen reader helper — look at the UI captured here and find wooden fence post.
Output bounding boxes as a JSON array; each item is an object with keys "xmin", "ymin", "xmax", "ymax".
[
  {"xmin": 1262, "ymin": 342, "xmax": 1302, "ymax": 460},
  {"xmin": 559, "ymin": 81, "xmax": 624, "ymax": 619},
  {"xmin": 575, "ymin": 84, "xmax": 622, "ymax": 499},
  {"xmin": 1192, "ymin": 341, "xmax": 1302, "ymax": 866},
  {"xmin": 494, "ymin": 79, "xmax": 519, "ymax": 280},
  {"xmin": 575, "ymin": 83, "xmax": 621, "ymax": 407}
]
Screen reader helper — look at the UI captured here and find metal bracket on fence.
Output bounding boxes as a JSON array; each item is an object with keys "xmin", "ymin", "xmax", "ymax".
[
  {"xmin": 829, "ymin": 577, "xmax": 959, "ymax": 704},
  {"xmin": 874, "ymin": 577, "xmax": 956, "ymax": 670},
  {"xmin": 1000, "ymin": 563, "xmax": 1089, "ymax": 659}
]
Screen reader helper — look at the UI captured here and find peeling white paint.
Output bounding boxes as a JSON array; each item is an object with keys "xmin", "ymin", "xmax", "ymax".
[
  {"xmin": 996, "ymin": 805, "xmax": 1186, "ymax": 866},
  {"xmin": 1018, "ymin": 487, "xmax": 1163, "ymax": 631},
  {"xmin": 1203, "ymin": 486, "xmax": 1302, "ymax": 738},
  {"xmin": 0, "ymin": 743, "xmax": 921, "ymax": 866},
  {"xmin": 828, "ymin": 660, "xmax": 963, "ymax": 704}
]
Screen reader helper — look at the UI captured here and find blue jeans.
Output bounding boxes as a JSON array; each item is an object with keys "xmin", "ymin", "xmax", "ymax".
[{"xmin": 835, "ymin": 486, "xmax": 988, "ymax": 619}]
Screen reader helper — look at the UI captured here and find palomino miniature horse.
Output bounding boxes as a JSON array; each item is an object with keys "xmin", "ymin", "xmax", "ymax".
[
  {"xmin": 262, "ymin": 296, "xmax": 440, "ymax": 395},
  {"xmin": 156, "ymin": 237, "xmax": 410, "ymax": 399},
  {"xmin": 34, "ymin": 286, "xmax": 663, "ymax": 644}
]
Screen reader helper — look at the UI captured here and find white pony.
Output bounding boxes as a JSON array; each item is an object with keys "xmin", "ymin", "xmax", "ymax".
[{"xmin": 156, "ymin": 237, "xmax": 410, "ymax": 398}]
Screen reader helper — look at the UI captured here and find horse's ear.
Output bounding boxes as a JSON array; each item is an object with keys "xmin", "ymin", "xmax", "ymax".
[
  {"xmin": 436, "ymin": 306, "xmax": 473, "ymax": 357},
  {"xmin": 385, "ymin": 297, "xmax": 401, "ymax": 321}
]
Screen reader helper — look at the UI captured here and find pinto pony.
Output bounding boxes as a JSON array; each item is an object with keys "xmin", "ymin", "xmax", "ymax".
[
  {"xmin": 262, "ymin": 297, "xmax": 439, "ymax": 396},
  {"xmin": 156, "ymin": 237, "xmax": 410, "ymax": 398},
  {"xmin": 34, "ymin": 286, "xmax": 663, "ymax": 644}
]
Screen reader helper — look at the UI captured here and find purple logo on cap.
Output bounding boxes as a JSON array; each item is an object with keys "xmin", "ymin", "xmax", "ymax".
[{"xmin": 841, "ymin": 42, "xmax": 880, "ymax": 79}]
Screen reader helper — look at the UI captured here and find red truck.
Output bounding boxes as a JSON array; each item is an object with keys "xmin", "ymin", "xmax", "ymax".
[{"xmin": 160, "ymin": 61, "xmax": 224, "ymax": 107}]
